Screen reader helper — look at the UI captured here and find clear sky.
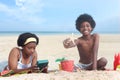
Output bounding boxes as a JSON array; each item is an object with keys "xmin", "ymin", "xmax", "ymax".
[{"xmin": 0, "ymin": 0, "xmax": 120, "ymax": 33}]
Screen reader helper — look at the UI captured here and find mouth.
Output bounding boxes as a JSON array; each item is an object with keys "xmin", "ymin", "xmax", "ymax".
[{"xmin": 83, "ymin": 30, "xmax": 89, "ymax": 33}]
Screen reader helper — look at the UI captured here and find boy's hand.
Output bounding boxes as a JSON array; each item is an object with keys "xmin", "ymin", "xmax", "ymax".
[{"xmin": 63, "ymin": 38, "xmax": 76, "ymax": 48}]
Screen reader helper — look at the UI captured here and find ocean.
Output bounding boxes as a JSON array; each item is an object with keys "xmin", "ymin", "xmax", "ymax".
[
  {"xmin": 0, "ymin": 31, "xmax": 119, "ymax": 36},
  {"xmin": 0, "ymin": 31, "xmax": 79, "ymax": 36}
]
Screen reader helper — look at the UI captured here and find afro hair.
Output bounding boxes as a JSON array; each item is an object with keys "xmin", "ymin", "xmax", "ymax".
[
  {"xmin": 76, "ymin": 13, "xmax": 96, "ymax": 31},
  {"xmin": 17, "ymin": 32, "xmax": 39, "ymax": 47}
]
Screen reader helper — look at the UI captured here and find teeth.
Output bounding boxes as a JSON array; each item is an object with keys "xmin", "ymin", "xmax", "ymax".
[{"xmin": 84, "ymin": 31, "xmax": 88, "ymax": 33}]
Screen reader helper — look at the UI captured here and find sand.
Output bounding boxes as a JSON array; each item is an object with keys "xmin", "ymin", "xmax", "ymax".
[{"xmin": 0, "ymin": 33, "xmax": 120, "ymax": 80}]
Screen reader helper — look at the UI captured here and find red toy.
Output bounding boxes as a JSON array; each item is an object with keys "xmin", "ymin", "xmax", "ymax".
[{"xmin": 114, "ymin": 52, "xmax": 120, "ymax": 70}]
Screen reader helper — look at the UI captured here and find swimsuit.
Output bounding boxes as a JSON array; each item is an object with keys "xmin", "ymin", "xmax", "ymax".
[
  {"xmin": 6, "ymin": 50, "xmax": 33, "ymax": 70},
  {"xmin": 17, "ymin": 50, "xmax": 33, "ymax": 69},
  {"xmin": 75, "ymin": 62, "xmax": 92, "ymax": 70}
]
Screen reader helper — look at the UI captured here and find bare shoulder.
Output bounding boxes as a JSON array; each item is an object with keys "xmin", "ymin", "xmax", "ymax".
[
  {"xmin": 75, "ymin": 36, "xmax": 83, "ymax": 45},
  {"xmin": 9, "ymin": 47, "xmax": 20, "ymax": 56},
  {"xmin": 11, "ymin": 47, "xmax": 20, "ymax": 52},
  {"xmin": 92, "ymin": 33, "xmax": 99, "ymax": 39}
]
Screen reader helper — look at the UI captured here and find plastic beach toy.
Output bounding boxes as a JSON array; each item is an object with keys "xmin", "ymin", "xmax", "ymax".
[
  {"xmin": 55, "ymin": 57, "xmax": 74, "ymax": 72},
  {"xmin": 114, "ymin": 52, "xmax": 120, "ymax": 70},
  {"xmin": 37, "ymin": 60, "xmax": 49, "ymax": 73},
  {"xmin": 61, "ymin": 60, "xmax": 74, "ymax": 72},
  {"xmin": 116, "ymin": 65, "xmax": 120, "ymax": 70}
]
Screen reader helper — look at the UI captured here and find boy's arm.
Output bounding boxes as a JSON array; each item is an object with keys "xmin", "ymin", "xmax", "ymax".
[
  {"xmin": 92, "ymin": 33, "xmax": 99, "ymax": 70},
  {"xmin": 63, "ymin": 38, "xmax": 76, "ymax": 48}
]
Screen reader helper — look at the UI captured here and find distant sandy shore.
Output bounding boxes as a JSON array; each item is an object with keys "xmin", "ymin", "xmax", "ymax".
[{"xmin": 0, "ymin": 34, "xmax": 120, "ymax": 80}]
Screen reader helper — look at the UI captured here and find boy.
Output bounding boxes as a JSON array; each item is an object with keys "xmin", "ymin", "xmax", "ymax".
[{"xmin": 63, "ymin": 14, "xmax": 107, "ymax": 70}]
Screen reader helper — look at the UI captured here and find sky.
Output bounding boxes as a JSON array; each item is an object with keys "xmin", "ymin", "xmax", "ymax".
[{"xmin": 0, "ymin": 0, "xmax": 120, "ymax": 33}]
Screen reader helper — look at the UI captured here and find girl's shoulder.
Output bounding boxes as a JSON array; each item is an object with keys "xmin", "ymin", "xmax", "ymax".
[
  {"xmin": 10, "ymin": 47, "xmax": 20, "ymax": 56},
  {"xmin": 11, "ymin": 47, "xmax": 20, "ymax": 52},
  {"xmin": 9, "ymin": 47, "xmax": 20, "ymax": 60}
]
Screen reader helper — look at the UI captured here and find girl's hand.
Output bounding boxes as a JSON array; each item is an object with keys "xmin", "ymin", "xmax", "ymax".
[{"xmin": 29, "ymin": 65, "xmax": 40, "ymax": 73}]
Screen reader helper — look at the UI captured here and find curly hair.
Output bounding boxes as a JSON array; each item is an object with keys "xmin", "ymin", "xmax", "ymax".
[
  {"xmin": 75, "ymin": 13, "xmax": 96, "ymax": 31},
  {"xmin": 17, "ymin": 32, "xmax": 39, "ymax": 47}
]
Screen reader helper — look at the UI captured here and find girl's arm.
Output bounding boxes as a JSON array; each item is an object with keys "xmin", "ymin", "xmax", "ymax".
[
  {"xmin": 12, "ymin": 66, "xmax": 38, "ymax": 74},
  {"xmin": 8, "ymin": 47, "xmax": 29, "ymax": 74},
  {"xmin": 31, "ymin": 51, "xmax": 38, "ymax": 66},
  {"xmin": 92, "ymin": 33, "xmax": 99, "ymax": 70},
  {"xmin": 8, "ymin": 47, "xmax": 20, "ymax": 70},
  {"xmin": 8, "ymin": 48, "xmax": 38, "ymax": 74}
]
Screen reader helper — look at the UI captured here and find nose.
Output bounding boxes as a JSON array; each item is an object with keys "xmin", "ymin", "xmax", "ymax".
[
  {"xmin": 84, "ymin": 26, "xmax": 88, "ymax": 30},
  {"xmin": 31, "ymin": 48, "xmax": 35, "ymax": 53}
]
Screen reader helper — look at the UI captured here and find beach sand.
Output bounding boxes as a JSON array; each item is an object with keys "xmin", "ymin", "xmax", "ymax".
[{"xmin": 0, "ymin": 34, "xmax": 120, "ymax": 80}]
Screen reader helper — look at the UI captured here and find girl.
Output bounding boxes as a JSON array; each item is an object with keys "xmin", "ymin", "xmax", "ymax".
[{"xmin": 4, "ymin": 32, "xmax": 39, "ymax": 73}]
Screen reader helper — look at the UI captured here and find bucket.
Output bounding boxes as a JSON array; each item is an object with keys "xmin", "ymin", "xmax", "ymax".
[{"xmin": 61, "ymin": 60, "xmax": 74, "ymax": 72}]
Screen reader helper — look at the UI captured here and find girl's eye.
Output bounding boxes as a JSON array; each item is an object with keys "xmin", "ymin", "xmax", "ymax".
[{"xmin": 28, "ymin": 47, "xmax": 35, "ymax": 50}]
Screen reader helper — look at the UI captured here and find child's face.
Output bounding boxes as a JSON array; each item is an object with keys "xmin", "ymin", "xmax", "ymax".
[
  {"xmin": 22, "ymin": 42, "xmax": 37, "ymax": 56},
  {"xmin": 79, "ymin": 21, "xmax": 93, "ymax": 36}
]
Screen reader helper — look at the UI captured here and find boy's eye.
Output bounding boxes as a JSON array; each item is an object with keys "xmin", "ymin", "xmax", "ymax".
[
  {"xmin": 80, "ymin": 25, "xmax": 85, "ymax": 28},
  {"xmin": 80, "ymin": 25, "xmax": 84, "ymax": 28},
  {"xmin": 86, "ymin": 25, "xmax": 90, "ymax": 27},
  {"xmin": 80, "ymin": 24, "xmax": 90, "ymax": 28}
]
